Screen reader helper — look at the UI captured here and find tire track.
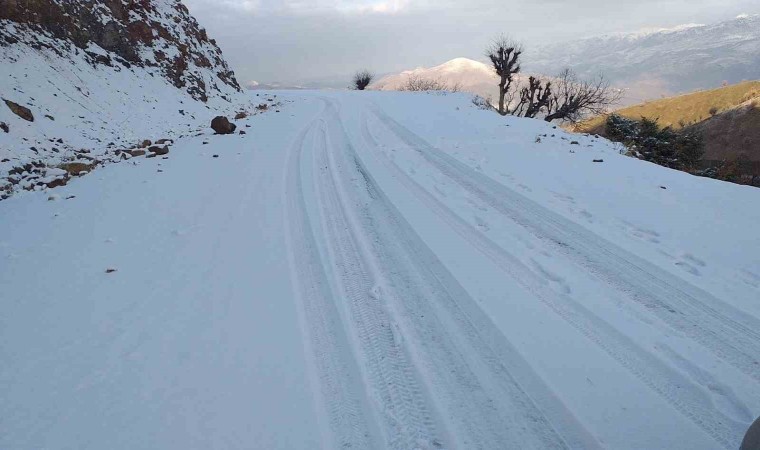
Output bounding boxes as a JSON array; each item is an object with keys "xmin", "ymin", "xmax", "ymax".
[
  {"xmin": 360, "ymin": 112, "xmax": 747, "ymax": 449},
  {"xmin": 320, "ymin": 101, "xmax": 599, "ymax": 449},
  {"xmin": 283, "ymin": 115, "xmax": 378, "ymax": 449},
  {"xmin": 310, "ymin": 121, "xmax": 443, "ymax": 449},
  {"xmin": 370, "ymin": 108, "xmax": 760, "ymax": 385}
]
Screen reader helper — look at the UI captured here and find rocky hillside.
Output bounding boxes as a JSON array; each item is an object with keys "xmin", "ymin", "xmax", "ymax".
[
  {"xmin": 0, "ymin": 0, "xmax": 241, "ymax": 102},
  {"xmin": 0, "ymin": 0, "xmax": 252, "ymax": 199}
]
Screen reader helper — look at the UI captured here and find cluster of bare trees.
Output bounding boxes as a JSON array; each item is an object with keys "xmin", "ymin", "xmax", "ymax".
[
  {"xmin": 399, "ymin": 74, "xmax": 461, "ymax": 93},
  {"xmin": 352, "ymin": 36, "xmax": 619, "ymax": 124},
  {"xmin": 486, "ymin": 36, "xmax": 621, "ymax": 123}
]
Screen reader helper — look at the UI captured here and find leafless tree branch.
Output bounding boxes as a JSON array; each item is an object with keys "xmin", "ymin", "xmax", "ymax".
[
  {"xmin": 543, "ymin": 69, "xmax": 622, "ymax": 123},
  {"xmin": 399, "ymin": 74, "xmax": 461, "ymax": 92}
]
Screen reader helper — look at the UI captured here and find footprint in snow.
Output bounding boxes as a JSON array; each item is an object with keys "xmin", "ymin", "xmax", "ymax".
[
  {"xmin": 674, "ymin": 261, "xmax": 701, "ymax": 276},
  {"xmin": 671, "ymin": 253, "xmax": 706, "ymax": 276},
  {"xmin": 369, "ymin": 284, "xmax": 382, "ymax": 301},
  {"xmin": 682, "ymin": 253, "xmax": 706, "ymax": 267},
  {"xmin": 624, "ymin": 222, "xmax": 661, "ymax": 244},
  {"xmin": 531, "ymin": 259, "xmax": 572, "ymax": 294},
  {"xmin": 579, "ymin": 209, "xmax": 594, "ymax": 222},
  {"xmin": 466, "ymin": 197, "xmax": 488, "ymax": 212},
  {"xmin": 740, "ymin": 270, "xmax": 760, "ymax": 289},
  {"xmin": 474, "ymin": 215, "xmax": 490, "ymax": 232}
]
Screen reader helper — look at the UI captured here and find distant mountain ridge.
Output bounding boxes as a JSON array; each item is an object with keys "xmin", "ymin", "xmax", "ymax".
[{"xmin": 528, "ymin": 14, "xmax": 760, "ymax": 103}]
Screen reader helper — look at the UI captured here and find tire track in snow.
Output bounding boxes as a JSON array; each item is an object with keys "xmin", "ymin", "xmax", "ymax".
[
  {"xmin": 320, "ymin": 101, "xmax": 597, "ymax": 449},
  {"xmin": 283, "ymin": 115, "xmax": 379, "ymax": 449},
  {"xmin": 311, "ymin": 122, "xmax": 443, "ymax": 450},
  {"xmin": 360, "ymin": 112, "xmax": 748, "ymax": 449},
  {"xmin": 370, "ymin": 108, "xmax": 760, "ymax": 385}
]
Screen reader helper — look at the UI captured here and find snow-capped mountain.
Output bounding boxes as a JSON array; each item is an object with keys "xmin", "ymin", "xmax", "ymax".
[
  {"xmin": 1, "ymin": 0, "xmax": 251, "ymax": 198},
  {"xmin": 528, "ymin": 14, "xmax": 760, "ymax": 103},
  {"xmin": 372, "ymin": 58, "xmax": 509, "ymax": 101},
  {"xmin": 373, "ymin": 58, "xmax": 496, "ymax": 90},
  {"xmin": 372, "ymin": 57, "xmax": 555, "ymax": 106}
]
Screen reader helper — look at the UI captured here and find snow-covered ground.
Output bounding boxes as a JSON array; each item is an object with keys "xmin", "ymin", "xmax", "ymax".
[{"xmin": 1, "ymin": 90, "xmax": 759, "ymax": 449}]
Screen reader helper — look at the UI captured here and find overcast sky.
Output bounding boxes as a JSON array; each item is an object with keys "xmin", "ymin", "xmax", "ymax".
[{"xmin": 184, "ymin": 0, "xmax": 758, "ymax": 85}]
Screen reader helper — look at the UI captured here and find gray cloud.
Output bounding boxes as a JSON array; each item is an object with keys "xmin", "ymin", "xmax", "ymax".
[{"xmin": 184, "ymin": 0, "xmax": 759, "ymax": 84}]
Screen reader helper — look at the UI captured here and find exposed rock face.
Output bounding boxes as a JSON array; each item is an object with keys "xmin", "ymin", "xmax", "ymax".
[
  {"xmin": 148, "ymin": 145, "xmax": 169, "ymax": 155},
  {"xmin": 3, "ymin": 99, "xmax": 34, "ymax": 122},
  {"xmin": 0, "ymin": 0, "xmax": 241, "ymax": 102},
  {"xmin": 211, "ymin": 116, "xmax": 236, "ymax": 134}
]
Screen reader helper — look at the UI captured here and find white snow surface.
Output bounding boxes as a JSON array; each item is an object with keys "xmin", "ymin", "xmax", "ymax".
[{"xmin": 1, "ymin": 90, "xmax": 759, "ymax": 449}]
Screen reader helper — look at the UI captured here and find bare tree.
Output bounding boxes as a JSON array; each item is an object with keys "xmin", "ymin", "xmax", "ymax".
[
  {"xmin": 514, "ymin": 76, "xmax": 552, "ymax": 119},
  {"xmin": 486, "ymin": 36, "xmax": 523, "ymax": 115},
  {"xmin": 543, "ymin": 69, "xmax": 621, "ymax": 123},
  {"xmin": 399, "ymin": 74, "xmax": 461, "ymax": 92},
  {"xmin": 353, "ymin": 70, "xmax": 373, "ymax": 91}
]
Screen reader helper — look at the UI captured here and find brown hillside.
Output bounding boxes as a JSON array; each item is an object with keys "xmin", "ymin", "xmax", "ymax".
[
  {"xmin": 577, "ymin": 81, "xmax": 760, "ymax": 164},
  {"xmin": 687, "ymin": 98, "xmax": 760, "ymax": 163}
]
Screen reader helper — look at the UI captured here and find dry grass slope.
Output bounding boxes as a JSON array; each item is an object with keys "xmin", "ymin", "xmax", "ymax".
[
  {"xmin": 578, "ymin": 80, "xmax": 760, "ymax": 133},
  {"xmin": 687, "ymin": 100, "xmax": 760, "ymax": 163}
]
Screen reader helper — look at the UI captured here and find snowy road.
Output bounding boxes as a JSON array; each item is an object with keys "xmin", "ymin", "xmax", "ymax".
[{"xmin": 2, "ymin": 91, "xmax": 759, "ymax": 449}]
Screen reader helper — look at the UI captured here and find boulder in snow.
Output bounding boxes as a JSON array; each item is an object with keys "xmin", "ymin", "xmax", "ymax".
[
  {"xmin": 46, "ymin": 176, "xmax": 69, "ymax": 189},
  {"xmin": 59, "ymin": 162, "xmax": 95, "ymax": 176},
  {"xmin": 148, "ymin": 145, "xmax": 169, "ymax": 156},
  {"xmin": 0, "ymin": 122, "xmax": 8, "ymax": 133},
  {"xmin": 211, "ymin": 116, "xmax": 236, "ymax": 134},
  {"xmin": 3, "ymin": 99, "xmax": 34, "ymax": 122}
]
